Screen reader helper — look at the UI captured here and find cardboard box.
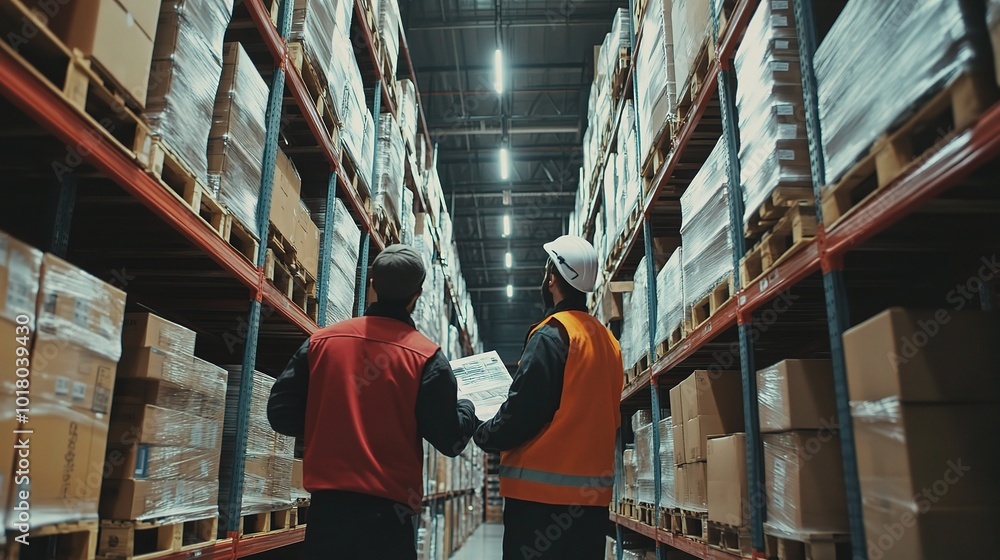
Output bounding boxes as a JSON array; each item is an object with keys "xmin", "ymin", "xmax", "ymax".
[
  {"xmin": 99, "ymin": 478, "xmax": 218, "ymax": 521},
  {"xmin": 122, "ymin": 312, "xmax": 196, "ymax": 356},
  {"xmin": 684, "ymin": 461, "xmax": 707, "ymax": 511},
  {"xmin": 117, "ymin": 347, "xmax": 227, "ymax": 400},
  {"xmin": 707, "ymin": 434, "xmax": 747, "ymax": 526},
  {"xmin": 104, "ymin": 444, "xmax": 221, "ymax": 480},
  {"xmin": 7, "ymin": 401, "xmax": 109, "ymax": 529},
  {"xmin": 679, "ymin": 370, "xmax": 743, "ymax": 425},
  {"xmin": 763, "ymin": 431, "xmax": 849, "ymax": 535},
  {"xmin": 51, "ymin": 0, "xmax": 157, "ymax": 107},
  {"xmin": 672, "ymin": 422, "xmax": 686, "ymax": 465},
  {"xmin": 684, "ymin": 415, "xmax": 724, "ymax": 462},
  {"xmin": 674, "ymin": 465, "xmax": 686, "ymax": 508},
  {"xmin": 757, "ymin": 359, "xmax": 836, "ymax": 433},
  {"xmin": 270, "ymin": 150, "xmax": 302, "ymax": 244},
  {"xmin": 108, "ymin": 405, "xmax": 219, "ymax": 450},
  {"xmin": 669, "ymin": 383, "xmax": 684, "ymax": 421},
  {"xmin": 29, "ymin": 335, "xmax": 118, "ymax": 414},
  {"xmin": 843, "ymin": 308, "xmax": 1000, "ymax": 402},
  {"xmin": 113, "ymin": 378, "xmax": 225, "ymax": 420},
  {"xmin": 292, "ymin": 459, "xmax": 305, "ymax": 492},
  {"xmin": 295, "ymin": 200, "xmax": 320, "ymax": 279}
]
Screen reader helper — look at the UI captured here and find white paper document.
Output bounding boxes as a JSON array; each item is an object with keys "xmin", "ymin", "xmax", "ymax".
[{"xmin": 450, "ymin": 351, "xmax": 512, "ymax": 421}]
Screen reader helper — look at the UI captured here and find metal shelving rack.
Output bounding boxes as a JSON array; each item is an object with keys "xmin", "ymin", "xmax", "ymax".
[
  {"xmin": 0, "ymin": 0, "xmax": 478, "ymax": 556},
  {"xmin": 602, "ymin": 0, "xmax": 1000, "ymax": 558}
]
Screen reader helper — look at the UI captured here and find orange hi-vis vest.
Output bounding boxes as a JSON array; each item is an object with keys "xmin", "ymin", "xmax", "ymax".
[{"xmin": 499, "ymin": 310, "xmax": 624, "ymax": 507}]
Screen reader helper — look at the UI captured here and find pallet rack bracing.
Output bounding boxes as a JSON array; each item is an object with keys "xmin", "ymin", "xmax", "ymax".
[
  {"xmin": 0, "ymin": 0, "xmax": 482, "ymax": 556},
  {"xmin": 583, "ymin": 0, "xmax": 1000, "ymax": 558}
]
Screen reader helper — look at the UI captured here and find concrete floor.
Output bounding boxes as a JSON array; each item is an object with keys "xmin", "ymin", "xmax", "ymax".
[{"xmin": 450, "ymin": 523, "xmax": 504, "ymax": 560}]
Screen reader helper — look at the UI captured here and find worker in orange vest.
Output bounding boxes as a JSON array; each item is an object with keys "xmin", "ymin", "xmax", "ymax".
[{"xmin": 475, "ymin": 235, "xmax": 624, "ymax": 560}]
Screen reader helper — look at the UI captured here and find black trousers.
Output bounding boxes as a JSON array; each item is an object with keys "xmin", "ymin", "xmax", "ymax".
[
  {"xmin": 301, "ymin": 490, "xmax": 416, "ymax": 560},
  {"xmin": 502, "ymin": 498, "xmax": 609, "ymax": 560}
]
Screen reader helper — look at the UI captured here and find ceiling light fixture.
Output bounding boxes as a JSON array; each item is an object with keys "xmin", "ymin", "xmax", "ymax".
[
  {"xmin": 494, "ymin": 49, "xmax": 503, "ymax": 94},
  {"xmin": 505, "ymin": 251, "xmax": 512, "ymax": 269},
  {"xmin": 499, "ymin": 147, "xmax": 509, "ymax": 180},
  {"xmin": 506, "ymin": 284, "xmax": 514, "ymax": 298},
  {"xmin": 502, "ymin": 214, "xmax": 511, "ymax": 238}
]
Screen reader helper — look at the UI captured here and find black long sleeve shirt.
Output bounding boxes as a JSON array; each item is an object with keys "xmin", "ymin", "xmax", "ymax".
[
  {"xmin": 267, "ymin": 302, "xmax": 478, "ymax": 458},
  {"xmin": 473, "ymin": 299, "xmax": 587, "ymax": 453}
]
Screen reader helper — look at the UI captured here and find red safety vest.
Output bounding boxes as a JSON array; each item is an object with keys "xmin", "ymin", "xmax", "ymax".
[
  {"xmin": 500, "ymin": 311, "xmax": 624, "ymax": 506},
  {"xmin": 303, "ymin": 316, "xmax": 438, "ymax": 509}
]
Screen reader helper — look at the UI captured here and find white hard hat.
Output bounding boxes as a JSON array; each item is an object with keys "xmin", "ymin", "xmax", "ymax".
[{"xmin": 543, "ymin": 235, "xmax": 600, "ymax": 293}]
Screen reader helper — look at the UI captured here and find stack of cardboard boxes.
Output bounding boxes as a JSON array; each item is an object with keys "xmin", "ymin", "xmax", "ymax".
[
  {"xmin": 270, "ymin": 149, "xmax": 321, "ymax": 281},
  {"xmin": 100, "ymin": 313, "xmax": 227, "ymax": 523},
  {"xmin": 669, "ymin": 370, "xmax": 742, "ymax": 513},
  {"xmin": 843, "ymin": 308, "xmax": 1000, "ymax": 559},
  {"xmin": 1, "ymin": 232, "xmax": 127, "ymax": 534},
  {"xmin": 757, "ymin": 359, "xmax": 848, "ymax": 538}
]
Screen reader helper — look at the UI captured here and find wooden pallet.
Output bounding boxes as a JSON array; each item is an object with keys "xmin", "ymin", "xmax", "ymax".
[
  {"xmin": 340, "ymin": 144, "xmax": 373, "ymax": 203},
  {"xmin": 224, "ymin": 213, "xmax": 261, "ymax": 265},
  {"xmin": 636, "ymin": 503, "xmax": 656, "ymax": 527},
  {"xmin": 0, "ymin": 0, "xmax": 153, "ymax": 164},
  {"xmin": 611, "ymin": 47, "xmax": 632, "ymax": 101},
  {"xmin": 707, "ymin": 522, "xmax": 753, "ymax": 558},
  {"xmin": 292, "ymin": 501, "xmax": 310, "ymax": 528},
  {"xmin": 626, "ymin": 352, "xmax": 650, "ymax": 385},
  {"xmin": 744, "ymin": 186, "xmax": 816, "ymax": 241},
  {"xmin": 740, "ymin": 204, "xmax": 817, "ymax": 286},
  {"xmin": 641, "ymin": 113, "xmax": 673, "ymax": 180},
  {"xmin": 605, "ymin": 203, "xmax": 643, "ymax": 272},
  {"xmin": 763, "ymin": 532, "xmax": 851, "ymax": 560},
  {"xmin": 673, "ymin": 33, "xmax": 717, "ymax": 138},
  {"xmin": 616, "ymin": 499, "xmax": 638, "ymax": 520},
  {"xmin": 264, "ymin": 248, "xmax": 318, "ymax": 321},
  {"xmin": 679, "ymin": 510, "xmax": 708, "ymax": 542},
  {"xmin": 96, "ymin": 516, "xmax": 217, "ymax": 560},
  {"xmin": 821, "ymin": 70, "xmax": 997, "ymax": 228},
  {"xmin": 656, "ymin": 323, "xmax": 685, "ymax": 356},
  {"xmin": 373, "ymin": 206, "xmax": 402, "ymax": 245},
  {"xmin": 659, "ymin": 508, "xmax": 681, "ymax": 533},
  {"xmin": 288, "ymin": 42, "xmax": 341, "ymax": 136},
  {"xmin": 5, "ymin": 519, "xmax": 99, "ymax": 560},
  {"xmin": 688, "ymin": 275, "xmax": 735, "ymax": 332},
  {"xmin": 716, "ymin": 0, "xmax": 739, "ymax": 40},
  {"xmin": 239, "ymin": 506, "xmax": 296, "ymax": 537},
  {"xmin": 144, "ymin": 139, "xmax": 225, "ymax": 231}
]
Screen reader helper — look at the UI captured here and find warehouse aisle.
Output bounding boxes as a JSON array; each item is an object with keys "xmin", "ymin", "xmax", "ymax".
[{"xmin": 450, "ymin": 523, "xmax": 504, "ymax": 560}]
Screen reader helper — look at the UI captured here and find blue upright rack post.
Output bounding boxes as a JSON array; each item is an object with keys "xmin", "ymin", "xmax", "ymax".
[
  {"xmin": 794, "ymin": 0, "xmax": 867, "ymax": 557},
  {"xmin": 48, "ymin": 175, "xmax": 76, "ymax": 257},
  {"xmin": 718, "ymin": 55, "xmax": 765, "ymax": 551},
  {"xmin": 223, "ymin": 0, "xmax": 292, "ymax": 534},
  {"xmin": 316, "ymin": 171, "xmax": 339, "ymax": 327},
  {"xmin": 357, "ymin": 79, "xmax": 383, "ymax": 316}
]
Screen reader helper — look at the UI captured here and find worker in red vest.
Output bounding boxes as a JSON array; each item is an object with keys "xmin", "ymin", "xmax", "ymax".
[
  {"xmin": 268, "ymin": 244, "xmax": 479, "ymax": 560},
  {"xmin": 475, "ymin": 235, "xmax": 624, "ymax": 560}
]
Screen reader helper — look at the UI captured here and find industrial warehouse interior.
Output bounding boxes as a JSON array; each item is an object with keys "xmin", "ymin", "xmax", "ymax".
[{"xmin": 1, "ymin": 0, "xmax": 999, "ymax": 559}]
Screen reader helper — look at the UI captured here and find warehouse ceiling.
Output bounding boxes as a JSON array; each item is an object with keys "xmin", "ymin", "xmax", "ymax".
[{"xmin": 407, "ymin": 0, "xmax": 627, "ymax": 363}]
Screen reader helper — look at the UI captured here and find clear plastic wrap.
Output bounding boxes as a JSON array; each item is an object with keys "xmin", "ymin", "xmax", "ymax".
[
  {"xmin": 105, "ymin": 444, "xmax": 222, "ymax": 481},
  {"xmin": 735, "ymin": 0, "xmax": 811, "ymax": 222},
  {"xmin": 101, "ymin": 478, "xmax": 219, "ymax": 522},
  {"xmin": 34, "ymin": 253, "xmax": 126, "ymax": 361},
  {"xmin": 635, "ymin": 422, "xmax": 656, "ymax": 505},
  {"xmin": 146, "ymin": 0, "xmax": 234, "ymax": 187},
  {"xmin": 658, "ymin": 417, "xmax": 677, "ymax": 508},
  {"xmin": 623, "ymin": 257, "xmax": 651, "ymax": 369},
  {"xmin": 401, "ymin": 187, "xmax": 415, "ymax": 245},
  {"xmin": 291, "ymin": 0, "xmax": 354, "ymax": 116},
  {"xmin": 603, "ymin": 9, "xmax": 630, "ymax": 81},
  {"xmin": 122, "ymin": 312, "xmax": 197, "ymax": 356},
  {"xmin": 617, "ymin": 102, "xmax": 641, "ymax": 232},
  {"xmin": 118, "ymin": 347, "xmax": 229, "ymax": 399},
  {"xmin": 109, "ymin": 404, "xmax": 220, "ymax": 450},
  {"xmin": 672, "ymin": 0, "xmax": 711, "ymax": 96},
  {"xmin": 680, "ymin": 138, "xmax": 733, "ymax": 310},
  {"xmin": 636, "ymin": 0, "xmax": 676, "ymax": 160},
  {"xmin": 397, "ymin": 79, "xmax": 418, "ymax": 149},
  {"xmin": 325, "ymin": 198, "xmax": 361, "ymax": 325},
  {"xmin": 379, "ymin": 0, "xmax": 401, "ymax": 77},
  {"xmin": 816, "ymin": 0, "xmax": 982, "ymax": 186},
  {"xmin": 655, "ymin": 248, "xmax": 684, "ymax": 346},
  {"xmin": 374, "ymin": 112, "xmax": 406, "ymax": 224},
  {"xmin": 330, "ymin": 32, "xmax": 375, "ymax": 195},
  {"xmin": 209, "ymin": 42, "xmax": 268, "ymax": 233},
  {"xmin": 851, "ymin": 397, "xmax": 1000, "ymax": 559},
  {"xmin": 762, "ymin": 431, "xmax": 849, "ymax": 538}
]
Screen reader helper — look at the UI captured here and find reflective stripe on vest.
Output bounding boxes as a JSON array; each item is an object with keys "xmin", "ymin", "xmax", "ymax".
[{"xmin": 499, "ymin": 310, "xmax": 623, "ymax": 507}]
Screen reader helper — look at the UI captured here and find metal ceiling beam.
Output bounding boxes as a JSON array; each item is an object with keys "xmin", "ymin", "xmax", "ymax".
[
  {"xmin": 409, "ymin": 14, "xmax": 617, "ymax": 31},
  {"xmin": 432, "ymin": 125, "xmax": 579, "ymax": 137},
  {"xmin": 416, "ymin": 62, "xmax": 585, "ymax": 74},
  {"xmin": 451, "ymin": 191, "xmax": 575, "ymax": 199}
]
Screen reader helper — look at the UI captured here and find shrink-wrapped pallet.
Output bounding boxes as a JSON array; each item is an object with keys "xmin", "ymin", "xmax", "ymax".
[
  {"xmin": 655, "ymin": 247, "xmax": 684, "ymax": 347},
  {"xmin": 401, "ymin": 187, "xmax": 415, "ymax": 246},
  {"xmin": 603, "ymin": 9, "xmax": 631, "ymax": 83},
  {"xmin": 325, "ymin": 198, "xmax": 361, "ymax": 325},
  {"xmin": 146, "ymin": 0, "xmax": 234, "ymax": 187},
  {"xmin": 672, "ymin": 0, "xmax": 711, "ymax": 98},
  {"xmin": 636, "ymin": 0, "xmax": 676, "ymax": 161},
  {"xmin": 622, "ymin": 257, "xmax": 651, "ymax": 370},
  {"xmin": 735, "ymin": 0, "xmax": 811, "ymax": 222},
  {"xmin": 680, "ymin": 139, "xmax": 733, "ymax": 315},
  {"xmin": 816, "ymin": 0, "xmax": 984, "ymax": 186},
  {"xmin": 332, "ymin": 33, "xmax": 376, "ymax": 194},
  {"xmin": 658, "ymin": 417, "xmax": 677, "ymax": 508},
  {"xmin": 379, "ymin": 0, "xmax": 401, "ymax": 77},
  {"xmin": 635, "ymin": 419, "xmax": 656, "ymax": 505},
  {"xmin": 373, "ymin": 113, "xmax": 406, "ymax": 225},
  {"xmin": 290, "ymin": 0, "xmax": 353, "ymax": 108},
  {"xmin": 398, "ymin": 79, "xmax": 419, "ymax": 150},
  {"xmin": 209, "ymin": 43, "xmax": 268, "ymax": 234},
  {"xmin": 616, "ymin": 100, "xmax": 641, "ymax": 235}
]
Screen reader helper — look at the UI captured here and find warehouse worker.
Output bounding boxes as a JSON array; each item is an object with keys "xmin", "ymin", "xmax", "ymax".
[
  {"xmin": 475, "ymin": 235, "xmax": 624, "ymax": 560},
  {"xmin": 267, "ymin": 244, "xmax": 479, "ymax": 560}
]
